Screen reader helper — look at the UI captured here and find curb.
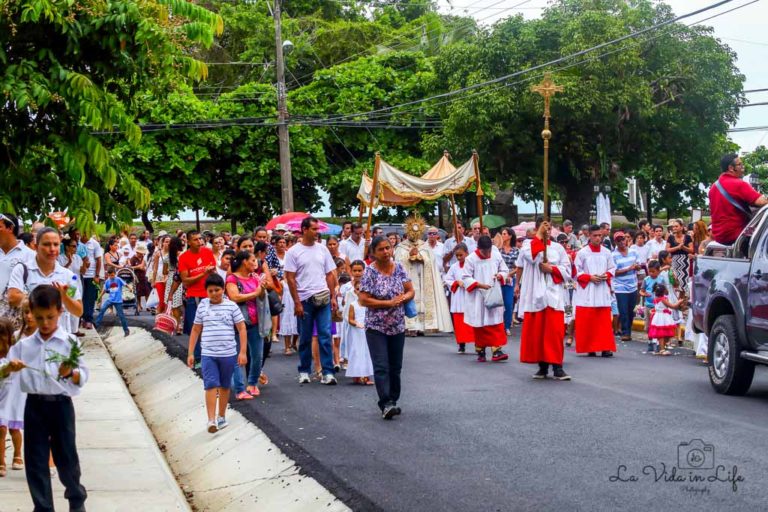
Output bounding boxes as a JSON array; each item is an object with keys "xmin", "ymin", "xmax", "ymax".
[{"xmin": 101, "ymin": 325, "xmax": 356, "ymax": 512}]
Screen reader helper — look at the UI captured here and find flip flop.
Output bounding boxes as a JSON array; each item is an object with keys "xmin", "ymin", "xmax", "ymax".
[{"xmin": 12, "ymin": 457, "xmax": 23, "ymax": 470}]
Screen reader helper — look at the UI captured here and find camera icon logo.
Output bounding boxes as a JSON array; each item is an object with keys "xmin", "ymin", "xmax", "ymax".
[{"xmin": 678, "ymin": 439, "xmax": 715, "ymax": 470}]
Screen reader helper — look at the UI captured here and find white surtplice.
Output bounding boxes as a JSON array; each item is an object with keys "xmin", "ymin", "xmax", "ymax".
[
  {"xmin": 461, "ymin": 250, "xmax": 509, "ymax": 328},
  {"xmin": 573, "ymin": 245, "xmax": 616, "ymax": 308}
]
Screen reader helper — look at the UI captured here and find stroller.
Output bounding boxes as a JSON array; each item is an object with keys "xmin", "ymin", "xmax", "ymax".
[{"xmin": 117, "ymin": 268, "xmax": 140, "ymax": 316}]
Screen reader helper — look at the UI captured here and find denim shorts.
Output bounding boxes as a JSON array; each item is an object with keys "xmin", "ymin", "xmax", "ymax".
[{"xmin": 201, "ymin": 355, "xmax": 237, "ymax": 390}]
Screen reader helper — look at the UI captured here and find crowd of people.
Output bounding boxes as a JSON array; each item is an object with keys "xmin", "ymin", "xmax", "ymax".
[{"xmin": 0, "ymin": 152, "xmax": 765, "ymax": 510}]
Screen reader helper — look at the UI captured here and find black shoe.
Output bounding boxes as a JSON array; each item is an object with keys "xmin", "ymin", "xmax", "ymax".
[
  {"xmin": 476, "ymin": 350, "xmax": 487, "ymax": 363},
  {"xmin": 587, "ymin": 352, "xmax": 597, "ymax": 357},
  {"xmin": 382, "ymin": 404, "xmax": 397, "ymax": 420},
  {"xmin": 553, "ymin": 367, "xmax": 571, "ymax": 381},
  {"xmin": 458, "ymin": 343, "xmax": 466, "ymax": 354},
  {"xmin": 393, "ymin": 406, "xmax": 402, "ymax": 416},
  {"xmin": 532, "ymin": 368, "xmax": 548, "ymax": 379},
  {"xmin": 602, "ymin": 351, "xmax": 614, "ymax": 358},
  {"xmin": 333, "ymin": 364, "xmax": 341, "ymax": 373}
]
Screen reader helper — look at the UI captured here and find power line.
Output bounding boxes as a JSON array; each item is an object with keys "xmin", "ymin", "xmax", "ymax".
[
  {"xmin": 728, "ymin": 125, "xmax": 768, "ymax": 133},
  {"xmin": 318, "ymin": 0, "xmax": 747, "ymax": 124},
  {"xmin": 740, "ymin": 101, "xmax": 768, "ymax": 107},
  {"xmin": 744, "ymin": 88, "xmax": 768, "ymax": 93}
]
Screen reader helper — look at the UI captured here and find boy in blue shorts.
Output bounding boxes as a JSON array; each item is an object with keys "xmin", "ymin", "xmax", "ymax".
[
  {"xmin": 95, "ymin": 267, "xmax": 129, "ymax": 336},
  {"xmin": 187, "ymin": 274, "xmax": 247, "ymax": 433}
]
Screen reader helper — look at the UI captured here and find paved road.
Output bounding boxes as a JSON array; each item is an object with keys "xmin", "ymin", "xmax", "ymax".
[{"xmin": 127, "ymin": 315, "xmax": 768, "ymax": 511}]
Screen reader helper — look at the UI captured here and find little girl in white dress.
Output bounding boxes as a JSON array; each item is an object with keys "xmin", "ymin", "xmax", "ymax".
[
  {"xmin": 649, "ymin": 283, "xmax": 685, "ymax": 356},
  {"xmin": 344, "ymin": 284, "xmax": 374, "ymax": 385}
]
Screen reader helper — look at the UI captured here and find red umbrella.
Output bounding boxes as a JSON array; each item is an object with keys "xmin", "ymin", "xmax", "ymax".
[{"xmin": 266, "ymin": 212, "xmax": 308, "ymax": 230}]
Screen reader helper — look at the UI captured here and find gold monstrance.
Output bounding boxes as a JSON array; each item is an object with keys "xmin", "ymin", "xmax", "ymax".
[{"xmin": 531, "ymin": 73, "xmax": 564, "ymax": 221}]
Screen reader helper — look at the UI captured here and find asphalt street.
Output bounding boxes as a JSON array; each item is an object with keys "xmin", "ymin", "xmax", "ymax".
[{"xmin": 126, "ymin": 315, "xmax": 768, "ymax": 512}]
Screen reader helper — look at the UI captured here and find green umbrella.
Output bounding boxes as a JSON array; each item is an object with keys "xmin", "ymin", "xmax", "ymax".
[{"xmin": 470, "ymin": 215, "xmax": 507, "ymax": 229}]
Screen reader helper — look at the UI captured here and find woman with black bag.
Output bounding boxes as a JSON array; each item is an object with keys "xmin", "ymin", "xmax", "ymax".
[{"xmin": 225, "ymin": 251, "xmax": 264, "ymax": 399}]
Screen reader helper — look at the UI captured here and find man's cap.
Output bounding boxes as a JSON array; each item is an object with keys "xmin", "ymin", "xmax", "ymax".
[{"xmin": 613, "ymin": 231, "xmax": 626, "ymax": 240}]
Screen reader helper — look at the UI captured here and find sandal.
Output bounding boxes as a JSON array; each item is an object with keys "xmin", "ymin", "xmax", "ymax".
[
  {"xmin": 236, "ymin": 391, "xmax": 254, "ymax": 401},
  {"xmin": 246, "ymin": 385, "xmax": 260, "ymax": 397},
  {"xmin": 363, "ymin": 377, "xmax": 374, "ymax": 386},
  {"xmin": 283, "ymin": 348, "xmax": 294, "ymax": 356},
  {"xmin": 259, "ymin": 372, "xmax": 269, "ymax": 386},
  {"xmin": 12, "ymin": 457, "xmax": 23, "ymax": 470},
  {"xmin": 658, "ymin": 350, "xmax": 672, "ymax": 356}
]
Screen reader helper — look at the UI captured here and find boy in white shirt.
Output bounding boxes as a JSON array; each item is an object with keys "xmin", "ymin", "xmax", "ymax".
[{"xmin": 187, "ymin": 274, "xmax": 247, "ymax": 433}]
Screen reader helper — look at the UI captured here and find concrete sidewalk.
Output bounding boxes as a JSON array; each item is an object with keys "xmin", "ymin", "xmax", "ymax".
[{"xmin": 0, "ymin": 329, "xmax": 190, "ymax": 511}]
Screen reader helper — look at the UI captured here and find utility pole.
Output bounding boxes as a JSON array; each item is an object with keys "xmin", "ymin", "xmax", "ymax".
[{"xmin": 273, "ymin": 0, "xmax": 294, "ymax": 213}]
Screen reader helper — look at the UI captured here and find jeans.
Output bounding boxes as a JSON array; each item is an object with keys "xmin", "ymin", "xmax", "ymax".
[
  {"xmin": 501, "ymin": 282, "xmax": 515, "ymax": 330},
  {"xmin": 297, "ymin": 299, "xmax": 334, "ymax": 376},
  {"xmin": 24, "ymin": 395, "xmax": 87, "ymax": 512},
  {"xmin": 245, "ymin": 325, "xmax": 263, "ymax": 386},
  {"xmin": 366, "ymin": 329, "xmax": 406, "ymax": 411},
  {"xmin": 230, "ymin": 326, "xmax": 247, "ymax": 394},
  {"xmin": 615, "ymin": 291, "xmax": 638, "ymax": 337},
  {"xmin": 82, "ymin": 278, "xmax": 98, "ymax": 324},
  {"xmin": 184, "ymin": 297, "xmax": 202, "ymax": 361},
  {"xmin": 95, "ymin": 300, "xmax": 128, "ymax": 333}
]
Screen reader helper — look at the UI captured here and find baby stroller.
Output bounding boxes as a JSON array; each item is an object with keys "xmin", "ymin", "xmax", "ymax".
[{"xmin": 117, "ymin": 268, "xmax": 140, "ymax": 316}]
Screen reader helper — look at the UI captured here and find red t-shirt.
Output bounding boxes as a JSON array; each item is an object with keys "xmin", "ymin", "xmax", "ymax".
[
  {"xmin": 178, "ymin": 247, "xmax": 216, "ymax": 298},
  {"xmin": 709, "ymin": 173, "xmax": 761, "ymax": 244}
]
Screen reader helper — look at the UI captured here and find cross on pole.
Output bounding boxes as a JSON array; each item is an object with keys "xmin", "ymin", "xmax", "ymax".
[{"xmin": 532, "ymin": 73, "xmax": 563, "ymax": 221}]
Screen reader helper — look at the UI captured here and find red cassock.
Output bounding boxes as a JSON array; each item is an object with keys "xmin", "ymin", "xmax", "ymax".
[
  {"xmin": 473, "ymin": 323, "xmax": 507, "ymax": 348},
  {"xmin": 520, "ymin": 307, "xmax": 565, "ymax": 365},
  {"xmin": 574, "ymin": 306, "xmax": 616, "ymax": 353},
  {"xmin": 452, "ymin": 313, "xmax": 474, "ymax": 344}
]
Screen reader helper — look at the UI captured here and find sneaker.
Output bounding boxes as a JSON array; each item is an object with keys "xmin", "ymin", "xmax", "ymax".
[
  {"xmin": 476, "ymin": 351, "xmax": 487, "ymax": 363},
  {"xmin": 216, "ymin": 416, "xmax": 229, "ymax": 430},
  {"xmin": 458, "ymin": 343, "xmax": 466, "ymax": 354},
  {"xmin": 553, "ymin": 368, "xmax": 571, "ymax": 381},
  {"xmin": 646, "ymin": 343, "xmax": 655, "ymax": 353},
  {"xmin": 393, "ymin": 406, "xmax": 402, "ymax": 416},
  {"xmin": 491, "ymin": 350, "xmax": 509, "ymax": 362},
  {"xmin": 194, "ymin": 362, "xmax": 202, "ymax": 370},
  {"xmin": 587, "ymin": 352, "xmax": 597, "ymax": 357},
  {"xmin": 321, "ymin": 374, "xmax": 338, "ymax": 385},
  {"xmin": 236, "ymin": 391, "xmax": 254, "ymax": 401},
  {"xmin": 533, "ymin": 368, "xmax": 548, "ymax": 379},
  {"xmin": 207, "ymin": 420, "xmax": 218, "ymax": 434},
  {"xmin": 601, "ymin": 351, "xmax": 614, "ymax": 358},
  {"xmin": 382, "ymin": 404, "xmax": 397, "ymax": 420},
  {"xmin": 124, "ymin": 330, "xmax": 130, "ymax": 337},
  {"xmin": 505, "ymin": 329, "xmax": 512, "ymax": 336},
  {"xmin": 334, "ymin": 364, "xmax": 341, "ymax": 373},
  {"xmin": 298, "ymin": 373, "xmax": 311, "ymax": 384}
]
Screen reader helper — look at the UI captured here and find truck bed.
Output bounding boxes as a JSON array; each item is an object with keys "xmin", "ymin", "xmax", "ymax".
[{"xmin": 692, "ymin": 253, "xmax": 750, "ymax": 335}]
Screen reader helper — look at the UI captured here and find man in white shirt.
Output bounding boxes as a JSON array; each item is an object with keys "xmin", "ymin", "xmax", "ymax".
[
  {"xmin": 0, "ymin": 213, "xmax": 35, "ymax": 298},
  {"xmin": 285, "ymin": 217, "xmax": 339, "ymax": 386},
  {"xmin": 425, "ymin": 227, "xmax": 445, "ymax": 273},
  {"xmin": 443, "ymin": 221, "xmax": 476, "ymax": 271},
  {"xmin": 339, "ymin": 223, "xmax": 366, "ymax": 262},
  {"xmin": 81, "ymin": 231, "xmax": 103, "ymax": 329}
]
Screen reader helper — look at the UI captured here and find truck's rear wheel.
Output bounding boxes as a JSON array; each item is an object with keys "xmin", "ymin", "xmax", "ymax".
[{"xmin": 708, "ymin": 314, "xmax": 755, "ymax": 395}]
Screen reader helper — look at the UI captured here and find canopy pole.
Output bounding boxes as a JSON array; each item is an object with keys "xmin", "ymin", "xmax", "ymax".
[
  {"xmin": 358, "ymin": 199, "xmax": 365, "ymax": 224},
  {"xmin": 450, "ymin": 194, "xmax": 461, "ymax": 243},
  {"xmin": 365, "ymin": 152, "xmax": 381, "ymax": 249},
  {"xmin": 472, "ymin": 150, "xmax": 484, "ymax": 230}
]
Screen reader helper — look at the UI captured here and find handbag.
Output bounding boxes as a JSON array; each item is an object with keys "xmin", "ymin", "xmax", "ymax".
[
  {"xmin": 482, "ymin": 281, "xmax": 504, "ymax": 309},
  {"xmin": 257, "ymin": 295, "xmax": 272, "ymax": 338},
  {"xmin": 154, "ymin": 305, "xmax": 178, "ymax": 335},
  {"xmin": 0, "ymin": 262, "xmax": 28, "ymax": 330},
  {"xmin": 267, "ymin": 289, "xmax": 284, "ymax": 316},
  {"xmin": 146, "ymin": 288, "xmax": 159, "ymax": 309},
  {"xmin": 404, "ymin": 299, "xmax": 418, "ymax": 318}
]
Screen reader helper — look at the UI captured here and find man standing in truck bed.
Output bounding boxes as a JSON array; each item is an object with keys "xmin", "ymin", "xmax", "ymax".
[{"xmin": 709, "ymin": 153, "xmax": 768, "ymax": 245}]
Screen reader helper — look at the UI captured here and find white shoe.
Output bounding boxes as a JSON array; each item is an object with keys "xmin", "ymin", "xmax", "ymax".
[
  {"xmin": 298, "ymin": 372, "xmax": 311, "ymax": 384},
  {"xmin": 207, "ymin": 420, "xmax": 218, "ymax": 433},
  {"xmin": 216, "ymin": 416, "xmax": 229, "ymax": 430},
  {"xmin": 321, "ymin": 374, "xmax": 338, "ymax": 385}
]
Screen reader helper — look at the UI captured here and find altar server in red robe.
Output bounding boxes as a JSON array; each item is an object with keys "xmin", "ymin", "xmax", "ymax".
[
  {"xmin": 444, "ymin": 243, "xmax": 474, "ymax": 354},
  {"xmin": 573, "ymin": 224, "xmax": 617, "ymax": 357},
  {"xmin": 517, "ymin": 221, "xmax": 572, "ymax": 379}
]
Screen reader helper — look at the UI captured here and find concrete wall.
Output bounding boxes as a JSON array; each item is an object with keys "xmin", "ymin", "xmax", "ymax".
[{"xmin": 102, "ymin": 327, "xmax": 350, "ymax": 512}]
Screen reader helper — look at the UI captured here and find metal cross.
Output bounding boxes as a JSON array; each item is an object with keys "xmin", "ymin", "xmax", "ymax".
[{"xmin": 532, "ymin": 73, "xmax": 564, "ymax": 120}]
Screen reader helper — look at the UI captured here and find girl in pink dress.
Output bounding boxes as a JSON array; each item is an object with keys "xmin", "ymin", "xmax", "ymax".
[{"xmin": 649, "ymin": 283, "xmax": 686, "ymax": 356}]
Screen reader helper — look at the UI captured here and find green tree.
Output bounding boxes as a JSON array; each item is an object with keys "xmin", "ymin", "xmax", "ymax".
[{"xmin": 0, "ymin": 0, "xmax": 222, "ymax": 232}]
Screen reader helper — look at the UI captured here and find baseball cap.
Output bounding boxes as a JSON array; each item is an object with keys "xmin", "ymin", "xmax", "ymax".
[{"xmin": 613, "ymin": 231, "xmax": 626, "ymax": 240}]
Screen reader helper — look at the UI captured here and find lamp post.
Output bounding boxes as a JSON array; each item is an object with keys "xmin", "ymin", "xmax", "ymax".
[{"xmin": 273, "ymin": 0, "xmax": 294, "ymax": 213}]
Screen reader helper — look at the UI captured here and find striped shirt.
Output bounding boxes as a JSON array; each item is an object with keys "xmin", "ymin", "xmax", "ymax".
[
  {"xmin": 611, "ymin": 247, "xmax": 639, "ymax": 293},
  {"xmin": 193, "ymin": 298, "xmax": 244, "ymax": 357}
]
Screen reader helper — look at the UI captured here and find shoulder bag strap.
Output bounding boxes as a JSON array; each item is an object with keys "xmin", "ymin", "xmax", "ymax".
[{"xmin": 715, "ymin": 179, "xmax": 751, "ymax": 216}]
